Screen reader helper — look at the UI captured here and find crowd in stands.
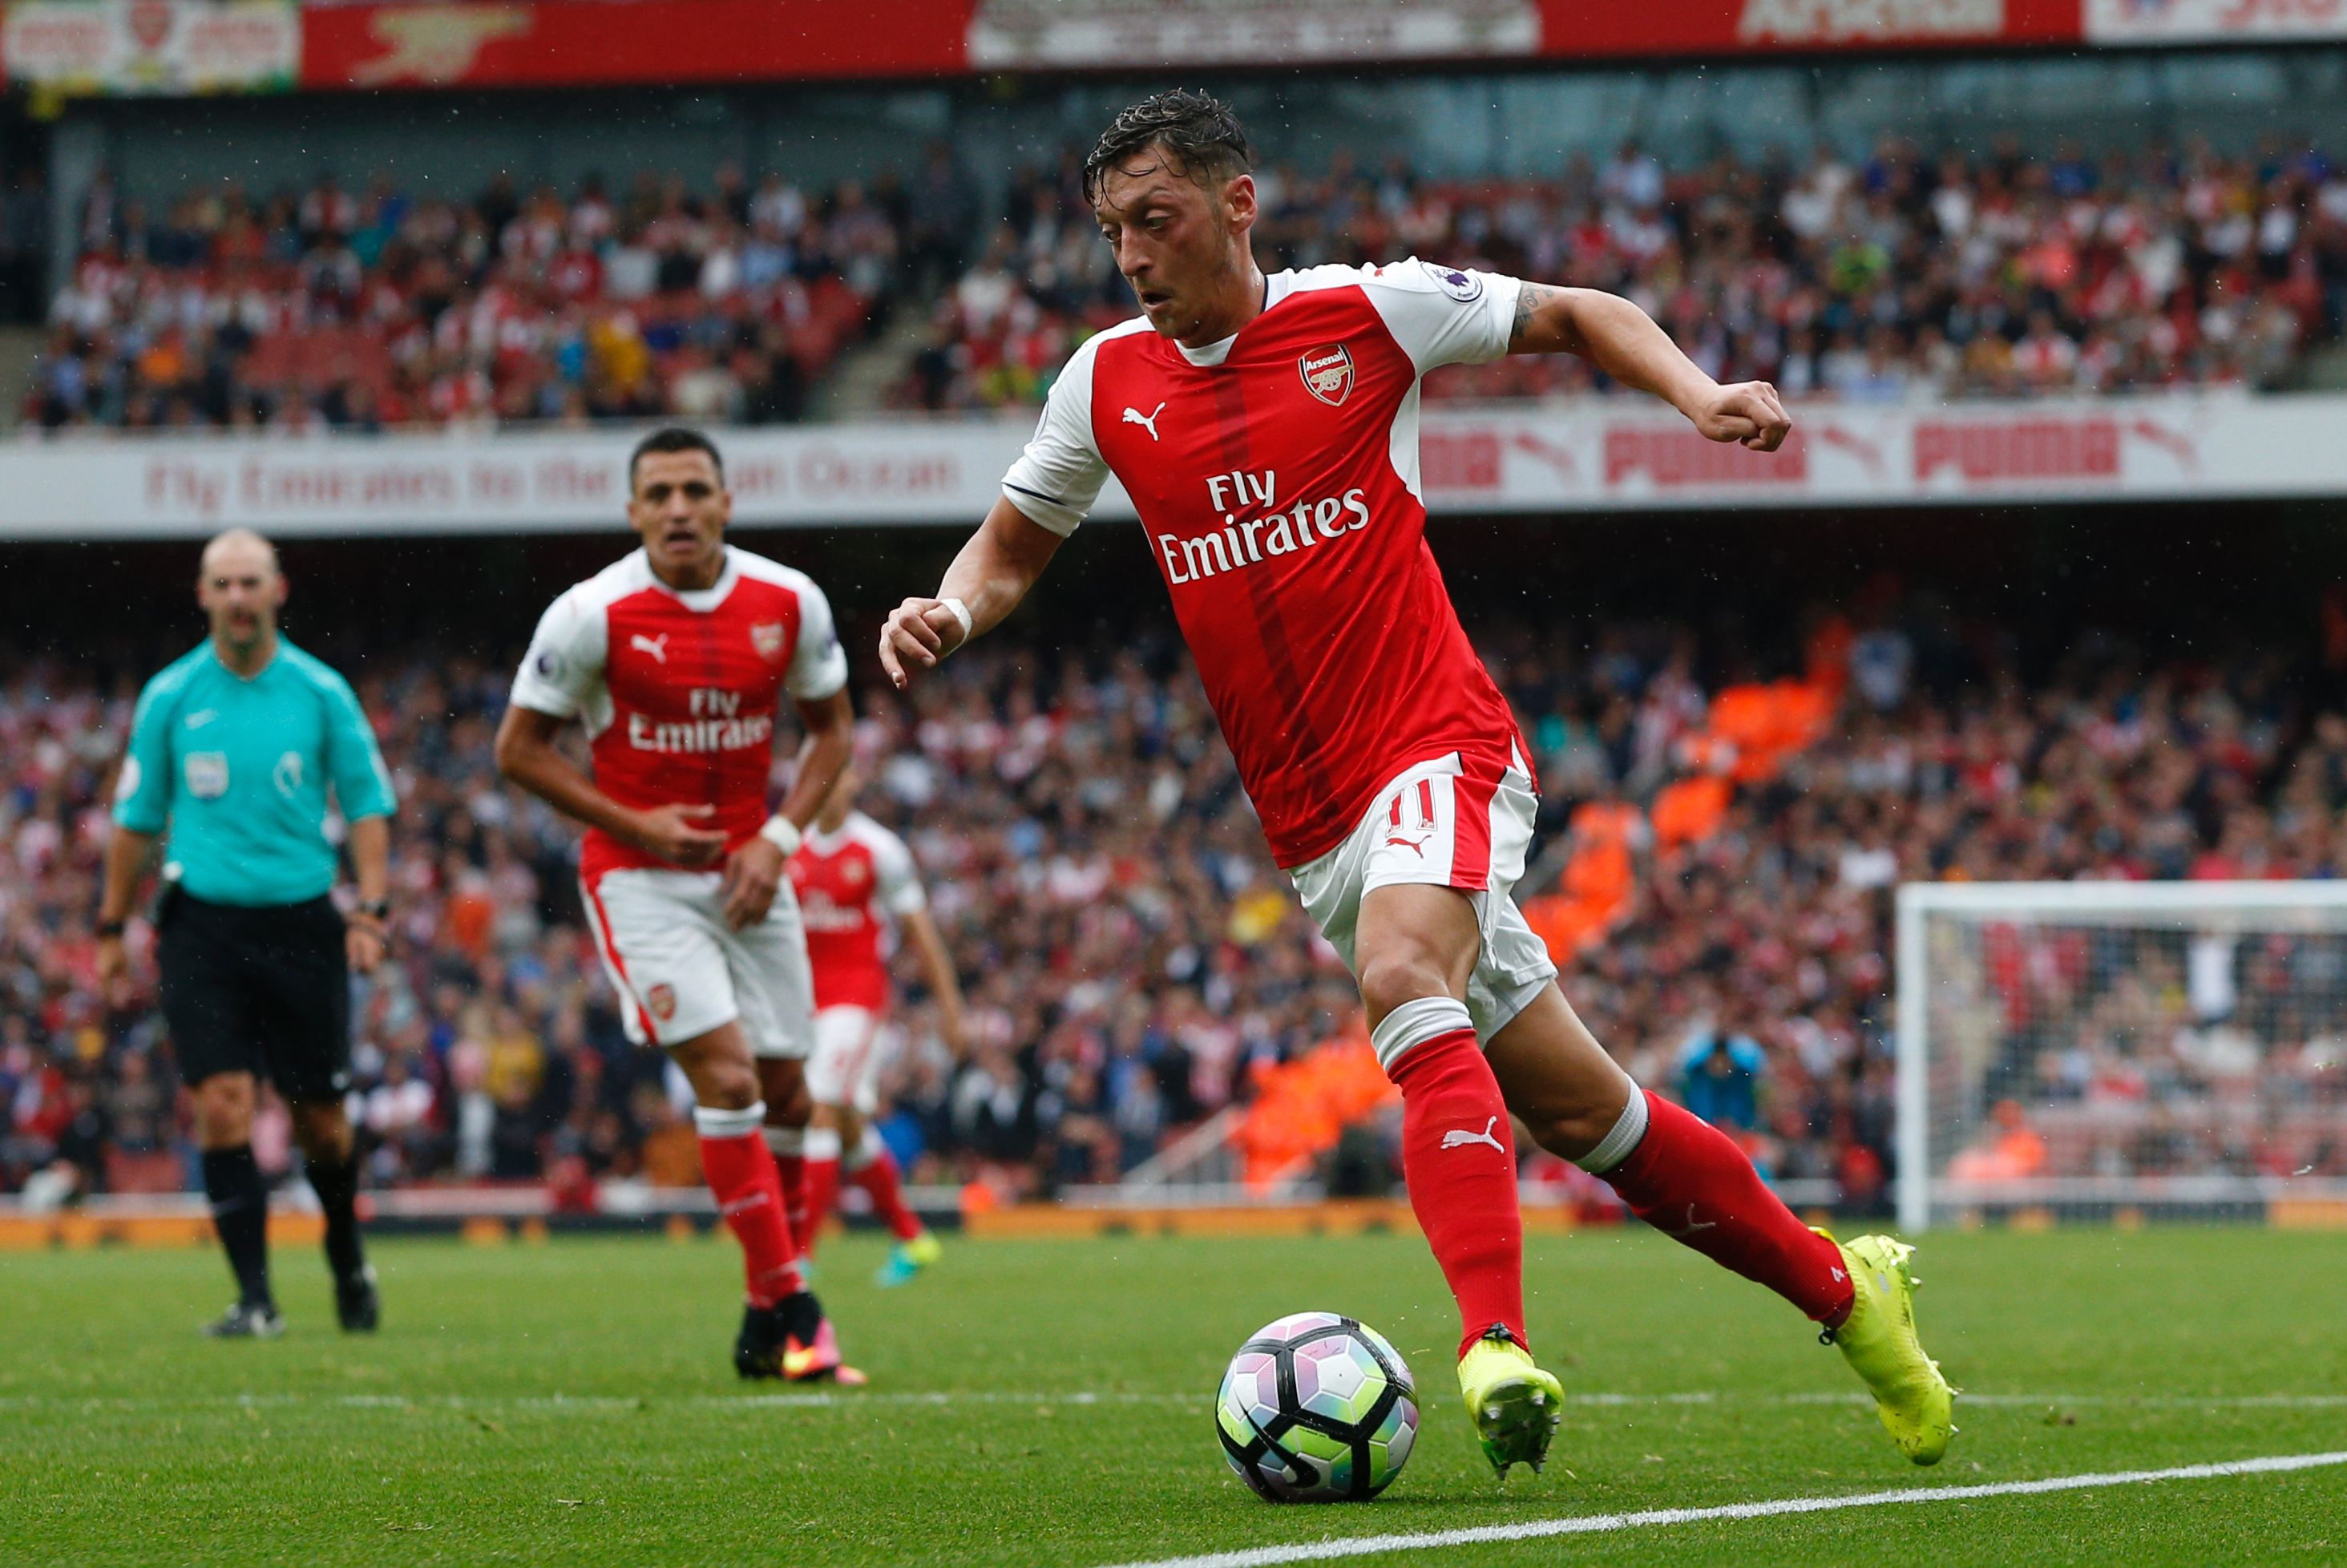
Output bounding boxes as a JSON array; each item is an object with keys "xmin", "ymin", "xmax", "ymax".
[
  {"xmin": 27, "ymin": 134, "xmax": 2347, "ymax": 431},
  {"xmin": 6, "ymin": 593, "xmax": 2345, "ymax": 1212},
  {"xmin": 26, "ymin": 157, "xmax": 948, "ymax": 431},
  {"xmin": 899, "ymin": 135, "xmax": 2347, "ymax": 412}
]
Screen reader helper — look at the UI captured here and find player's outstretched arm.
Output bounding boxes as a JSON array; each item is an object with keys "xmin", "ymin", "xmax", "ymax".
[
  {"xmin": 879, "ymin": 495, "xmax": 1064, "ymax": 691},
  {"xmin": 1508, "ymin": 282, "xmax": 1791, "ymax": 452},
  {"xmin": 493, "ymin": 705, "xmax": 727, "ymax": 868}
]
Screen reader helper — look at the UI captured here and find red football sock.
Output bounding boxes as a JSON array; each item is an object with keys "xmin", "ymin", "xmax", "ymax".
[
  {"xmin": 804, "ymin": 1157, "xmax": 841, "ymax": 1259},
  {"xmin": 696, "ymin": 1111, "xmax": 802, "ymax": 1308},
  {"xmin": 1389, "ymin": 1025, "xmax": 1529, "ymax": 1360},
  {"xmin": 1598, "ymin": 1090, "xmax": 1854, "ymax": 1325},
  {"xmin": 847, "ymin": 1134, "xmax": 923, "ymax": 1243},
  {"xmin": 770, "ymin": 1144, "xmax": 809, "ymax": 1245}
]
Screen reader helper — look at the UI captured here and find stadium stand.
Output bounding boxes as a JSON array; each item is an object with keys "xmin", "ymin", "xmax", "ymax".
[
  {"xmin": 30, "ymin": 135, "xmax": 2347, "ymax": 432},
  {"xmin": 898, "ymin": 136, "xmax": 2347, "ymax": 412},
  {"xmin": 30, "ymin": 167, "xmax": 896, "ymax": 430},
  {"xmin": 8, "ymin": 596, "xmax": 2345, "ymax": 1210}
]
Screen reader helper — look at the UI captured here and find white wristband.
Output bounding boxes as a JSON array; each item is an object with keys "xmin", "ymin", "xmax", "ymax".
[
  {"xmin": 758, "ymin": 814, "xmax": 802, "ymax": 858},
  {"xmin": 939, "ymin": 596, "xmax": 974, "ymax": 648}
]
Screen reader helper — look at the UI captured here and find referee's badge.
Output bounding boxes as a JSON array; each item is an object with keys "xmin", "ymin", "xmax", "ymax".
[{"xmin": 184, "ymin": 752, "xmax": 228, "ymax": 799}]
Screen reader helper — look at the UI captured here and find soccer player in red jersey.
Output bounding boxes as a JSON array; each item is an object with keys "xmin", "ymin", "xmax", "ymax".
[
  {"xmin": 495, "ymin": 426, "xmax": 862, "ymax": 1384},
  {"xmin": 786, "ymin": 764, "xmax": 968, "ymax": 1284},
  {"xmin": 881, "ymin": 93, "xmax": 1953, "ymax": 1475}
]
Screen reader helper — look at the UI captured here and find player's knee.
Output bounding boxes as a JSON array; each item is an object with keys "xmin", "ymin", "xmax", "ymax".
[
  {"xmin": 769, "ymin": 1081, "xmax": 813, "ymax": 1127},
  {"xmin": 1525, "ymin": 1101, "xmax": 1622, "ymax": 1165},
  {"xmin": 191, "ymin": 1073, "xmax": 256, "ymax": 1143},
  {"xmin": 693, "ymin": 1061, "xmax": 761, "ymax": 1112},
  {"xmin": 292, "ymin": 1101, "xmax": 353, "ymax": 1159},
  {"xmin": 1355, "ymin": 947, "xmax": 1456, "ymax": 1023}
]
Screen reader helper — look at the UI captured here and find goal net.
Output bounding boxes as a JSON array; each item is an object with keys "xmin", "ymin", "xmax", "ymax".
[{"xmin": 1896, "ymin": 881, "xmax": 2347, "ymax": 1230}]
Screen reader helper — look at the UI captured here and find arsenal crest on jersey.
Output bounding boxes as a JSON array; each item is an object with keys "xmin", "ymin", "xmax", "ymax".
[
  {"xmin": 749, "ymin": 620, "xmax": 786, "ymax": 661},
  {"xmin": 647, "ymin": 984, "xmax": 677, "ymax": 1022},
  {"xmin": 1298, "ymin": 343, "xmax": 1355, "ymax": 407}
]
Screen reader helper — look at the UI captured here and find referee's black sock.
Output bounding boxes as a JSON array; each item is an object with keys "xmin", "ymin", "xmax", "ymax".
[
  {"xmin": 308, "ymin": 1154, "xmax": 367, "ymax": 1282},
  {"xmin": 200, "ymin": 1146, "xmax": 273, "ymax": 1308}
]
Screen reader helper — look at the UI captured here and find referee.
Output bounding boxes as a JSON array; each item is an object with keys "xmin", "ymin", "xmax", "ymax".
[{"xmin": 95, "ymin": 528, "xmax": 396, "ymax": 1338}]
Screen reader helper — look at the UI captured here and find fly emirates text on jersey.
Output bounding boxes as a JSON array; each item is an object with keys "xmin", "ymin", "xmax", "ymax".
[
  {"xmin": 624, "ymin": 687, "xmax": 777, "ymax": 755},
  {"xmin": 1157, "ymin": 469, "xmax": 1370, "ymax": 587}
]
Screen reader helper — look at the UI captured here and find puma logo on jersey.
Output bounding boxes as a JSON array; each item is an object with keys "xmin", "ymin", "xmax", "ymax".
[
  {"xmin": 630, "ymin": 633, "xmax": 670, "ymax": 665},
  {"xmin": 1122, "ymin": 402, "xmax": 1165, "ymax": 441},
  {"xmin": 1441, "ymin": 1116, "xmax": 1504, "ymax": 1154}
]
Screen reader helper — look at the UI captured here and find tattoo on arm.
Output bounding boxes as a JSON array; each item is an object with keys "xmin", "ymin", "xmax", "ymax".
[{"xmin": 1509, "ymin": 281, "xmax": 1562, "ymax": 354}]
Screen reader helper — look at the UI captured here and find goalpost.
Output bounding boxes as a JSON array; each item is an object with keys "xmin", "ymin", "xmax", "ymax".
[{"xmin": 1895, "ymin": 881, "xmax": 2347, "ymax": 1231}]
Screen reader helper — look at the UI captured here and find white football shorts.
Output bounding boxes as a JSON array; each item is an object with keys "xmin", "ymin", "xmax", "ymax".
[
  {"xmin": 1290, "ymin": 747, "xmax": 1558, "ymax": 1053},
  {"xmin": 580, "ymin": 867, "xmax": 816, "ymax": 1059},
  {"xmin": 805, "ymin": 1004, "xmax": 891, "ymax": 1114}
]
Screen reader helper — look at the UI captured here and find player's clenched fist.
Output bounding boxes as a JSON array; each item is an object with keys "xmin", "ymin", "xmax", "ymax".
[
  {"xmin": 720, "ymin": 837, "xmax": 787, "ymax": 930},
  {"xmin": 1690, "ymin": 380, "xmax": 1792, "ymax": 452},
  {"xmin": 631, "ymin": 802, "xmax": 729, "ymax": 868},
  {"xmin": 879, "ymin": 598, "xmax": 970, "ymax": 689}
]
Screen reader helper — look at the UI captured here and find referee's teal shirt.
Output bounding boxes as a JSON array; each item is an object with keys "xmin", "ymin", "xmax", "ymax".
[{"xmin": 112, "ymin": 640, "xmax": 395, "ymax": 907}]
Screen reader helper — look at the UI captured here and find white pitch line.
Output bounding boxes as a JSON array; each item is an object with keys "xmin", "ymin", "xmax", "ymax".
[{"xmin": 1096, "ymin": 1450, "xmax": 2347, "ymax": 1568}]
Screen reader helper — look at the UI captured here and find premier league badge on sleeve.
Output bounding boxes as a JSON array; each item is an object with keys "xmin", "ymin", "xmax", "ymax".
[
  {"xmin": 1298, "ymin": 343, "xmax": 1356, "ymax": 407},
  {"xmin": 1420, "ymin": 261, "xmax": 1484, "ymax": 302}
]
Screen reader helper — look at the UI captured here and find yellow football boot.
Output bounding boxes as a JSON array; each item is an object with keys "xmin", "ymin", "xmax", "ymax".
[
  {"xmin": 1820, "ymin": 1231, "xmax": 1957, "ymax": 1465},
  {"xmin": 1456, "ymin": 1326, "xmax": 1564, "ymax": 1478}
]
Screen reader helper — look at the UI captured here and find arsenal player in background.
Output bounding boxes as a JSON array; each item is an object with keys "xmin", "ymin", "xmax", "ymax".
[
  {"xmin": 881, "ymin": 91, "xmax": 1954, "ymax": 1478},
  {"xmin": 497, "ymin": 427, "xmax": 860, "ymax": 1384},
  {"xmin": 787, "ymin": 764, "xmax": 968, "ymax": 1286}
]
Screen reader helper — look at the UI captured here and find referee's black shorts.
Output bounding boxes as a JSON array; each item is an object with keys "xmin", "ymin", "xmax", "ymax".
[{"xmin": 156, "ymin": 889, "xmax": 353, "ymax": 1103}]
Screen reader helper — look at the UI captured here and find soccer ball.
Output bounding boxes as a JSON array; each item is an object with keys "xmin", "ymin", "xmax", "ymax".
[{"xmin": 1214, "ymin": 1311, "xmax": 1418, "ymax": 1502}]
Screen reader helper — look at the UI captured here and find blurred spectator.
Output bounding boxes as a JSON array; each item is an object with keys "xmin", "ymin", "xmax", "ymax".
[
  {"xmin": 5, "ymin": 593, "xmax": 2345, "ymax": 1204},
  {"xmin": 28, "ymin": 164, "xmax": 905, "ymax": 432},
  {"xmin": 896, "ymin": 134, "xmax": 2347, "ymax": 412}
]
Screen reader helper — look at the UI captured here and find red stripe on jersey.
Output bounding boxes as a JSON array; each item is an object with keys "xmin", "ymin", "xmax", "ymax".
[{"xmin": 1448, "ymin": 759, "xmax": 1498, "ymax": 894}]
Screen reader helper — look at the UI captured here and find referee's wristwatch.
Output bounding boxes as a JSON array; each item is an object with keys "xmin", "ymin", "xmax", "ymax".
[{"xmin": 352, "ymin": 898, "xmax": 392, "ymax": 925}]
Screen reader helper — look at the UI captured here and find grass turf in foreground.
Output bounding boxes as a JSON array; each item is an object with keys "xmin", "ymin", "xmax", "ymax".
[{"xmin": 2, "ymin": 1227, "xmax": 2342, "ymax": 1566}]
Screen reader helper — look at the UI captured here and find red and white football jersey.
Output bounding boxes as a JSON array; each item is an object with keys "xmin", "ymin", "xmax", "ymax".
[
  {"xmin": 787, "ymin": 810, "xmax": 926, "ymax": 1011},
  {"xmin": 1000, "ymin": 259, "xmax": 1533, "ymax": 869},
  {"xmin": 509, "ymin": 545, "xmax": 848, "ymax": 879}
]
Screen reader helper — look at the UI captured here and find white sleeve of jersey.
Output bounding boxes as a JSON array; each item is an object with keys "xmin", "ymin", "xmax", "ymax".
[
  {"xmin": 1362, "ymin": 258, "xmax": 1524, "ymax": 375},
  {"xmin": 510, "ymin": 587, "xmax": 606, "ymax": 719},
  {"xmin": 999, "ymin": 333, "xmax": 1109, "ymax": 538},
  {"xmin": 868, "ymin": 822, "xmax": 927, "ymax": 917},
  {"xmin": 786, "ymin": 575, "xmax": 850, "ymax": 702}
]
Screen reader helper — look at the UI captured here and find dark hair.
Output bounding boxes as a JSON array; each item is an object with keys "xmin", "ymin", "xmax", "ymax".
[
  {"xmin": 628, "ymin": 426, "xmax": 725, "ymax": 489},
  {"xmin": 1081, "ymin": 89, "xmax": 1254, "ymax": 205}
]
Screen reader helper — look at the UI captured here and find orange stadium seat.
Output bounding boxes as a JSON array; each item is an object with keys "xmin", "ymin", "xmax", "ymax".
[{"xmin": 1234, "ymin": 1033, "xmax": 1396, "ymax": 1191}]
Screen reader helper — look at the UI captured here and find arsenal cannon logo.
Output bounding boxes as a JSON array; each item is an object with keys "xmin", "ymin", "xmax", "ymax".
[{"xmin": 1298, "ymin": 343, "xmax": 1355, "ymax": 407}]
